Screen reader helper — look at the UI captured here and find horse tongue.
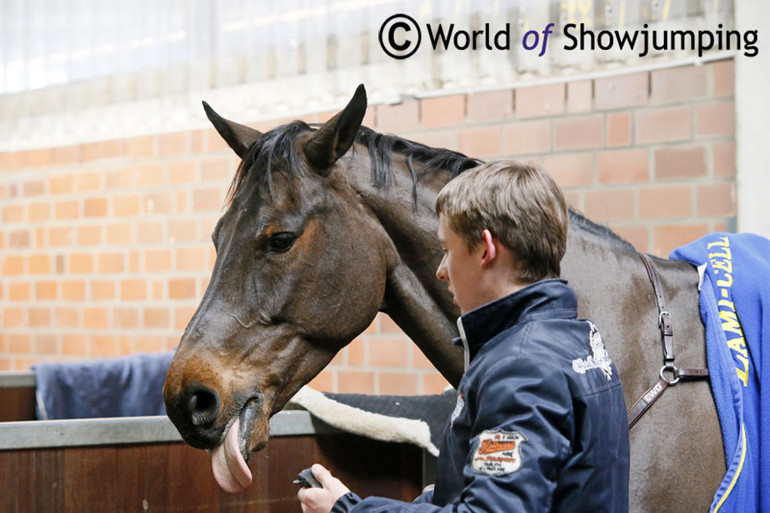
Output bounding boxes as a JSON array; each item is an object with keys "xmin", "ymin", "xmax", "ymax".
[{"xmin": 211, "ymin": 418, "xmax": 252, "ymax": 493}]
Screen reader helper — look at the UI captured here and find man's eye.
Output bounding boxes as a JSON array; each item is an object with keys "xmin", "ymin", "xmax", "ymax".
[{"xmin": 268, "ymin": 232, "xmax": 298, "ymax": 253}]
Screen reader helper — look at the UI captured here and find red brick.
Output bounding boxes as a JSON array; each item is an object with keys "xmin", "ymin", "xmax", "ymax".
[
  {"xmin": 3, "ymin": 255, "xmax": 25, "ymax": 276},
  {"xmin": 61, "ymin": 280, "xmax": 86, "ymax": 301},
  {"xmin": 75, "ymin": 172, "xmax": 102, "ymax": 193},
  {"xmin": 121, "ymin": 279, "xmax": 147, "ymax": 301},
  {"xmin": 159, "ymin": 132, "xmax": 189, "ymax": 157},
  {"xmin": 55, "ymin": 200, "xmax": 80, "ymax": 220},
  {"xmin": 376, "ymin": 101, "xmax": 419, "ymax": 132},
  {"xmin": 597, "ymin": 148, "xmax": 649, "ymax": 184},
  {"xmin": 712, "ymin": 59, "xmax": 734, "ymax": 97},
  {"xmin": 713, "ymin": 141, "xmax": 736, "ymax": 177},
  {"xmin": 114, "ymin": 308, "xmax": 139, "ymax": 329},
  {"xmin": 134, "ymin": 221, "xmax": 163, "ymax": 245},
  {"xmin": 169, "ymin": 278, "xmax": 196, "ymax": 300},
  {"xmin": 174, "ymin": 306, "xmax": 196, "ymax": 331},
  {"xmin": 106, "ymin": 168, "xmax": 135, "ymax": 190},
  {"xmin": 98, "ymin": 252, "xmax": 124, "ymax": 274},
  {"xmin": 28, "ymin": 148, "xmax": 53, "ymax": 168},
  {"xmin": 369, "ymin": 338, "xmax": 409, "ymax": 367},
  {"xmin": 48, "ymin": 227, "xmax": 73, "ymax": 247},
  {"xmin": 62, "ymin": 334, "xmax": 88, "ymax": 356},
  {"xmin": 91, "ymin": 280, "xmax": 116, "ymax": 301},
  {"xmin": 206, "ymin": 128, "xmax": 232, "ymax": 154},
  {"xmin": 502, "ymin": 120, "xmax": 551, "ymax": 155},
  {"xmin": 422, "ymin": 372, "xmax": 451, "ymax": 394},
  {"xmin": 23, "ymin": 180, "xmax": 45, "ymax": 197},
  {"xmin": 607, "ymin": 113, "xmax": 632, "ymax": 147},
  {"xmin": 654, "ymin": 145, "xmax": 707, "ymax": 180},
  {"xmin": 36, "ymin": 281, "xmax": 57, "ymax": 300},
  {"xmin": 466, "ymin": 89, "xmax": 513, "ymax": 122},
  {"xmin": 82, "ymin": 140, "xmax": 126, "ymax": 162},
  {"xmin": 379, "ymin": 372, "xmax": 420, "ymax": 395},
  {"xmin": 457, "ymin": 126, "xmax": 500, "ymax": 158},
  {"xmin": 652, "ymin": 223, "xmax": 709, "ymax": 257},
  {"xmin": 28, "ymin": 254, "xmax": 52, "ymax": 275},
  {"xmin": 176, "ymin": 247, "xmax": 209, "ymax": 272},
  {"xmin": 515, "ymin": 83, "xmax": 565, "ymax": 119},
  {"xmin": 697, "ymin": 182, "xmax": 735, "ymax": 217},
  {"xmin": 567, "ymin": 80, "xmax": 592, "ymax": 114},
  {"xmin": 9, "ymin": 282, "xmax": 30, "ymax": 301},
  {"xmin": 91, "ymin": 335, "xmax": 119, "ymax": 358},
  {"xmin": 3, "ymin": 204, "xmax": 25, "ymax": 223},
  {"xmin": 612, "ymin": 225, "xmax": 649, "ymax": 253},
  {"xmin": 30, "ymin": 203, "xmax": 53, "ymax": 223},
  {"xmin": 113, "ymin": 195, "xmax": 142, "ymax": 217},
  {"xmin": 543, "ymin": 153, "xmax": 595, "ymax": 188},
  {"xmin": 651, "ymin": 65, "xmax": 708, "ymax": 104},
  {"xmin": 407, "ymin": 131, "xmax": 456, "ymax": 151},
  {"xmin": 337, "ymin": 371, "xmax": 375, "ymax": 394},
  {"xmin": 639, "ymin": 186, "xmax": 692, "ymax": 219},
  {"xmin": 420, "ymin": 95, "xmax": 465, "ymax": 128},
  {"xmin": 84, "ymin": 197, "xmax": 108, "ymax": 217},
  {"xmin": 554, "ymin": 115, "xmax": 603, "ymax": 151},
  {"xmin": 28, "ymin": 308, "xmax": 51, "ymax": 328},
  {"xmin": 126, "ymin": 135, "xmax": 157, "ymax": 159},
  {"xmin": 9, "ymin": 230, "xmax": 30, "ymax": 248},
  {"xmin": 70, "ymin": 253, "xmax": 95, "ymax": 274},
  {"xmin": 35, "ymin": 335, "xmax": 58, "ymax": 355},
  {"xmin": 379, "ymin": 315, "xmax": 403, "ymax": 334},
  {"xmin": 193, "ymin": 188, "xmax": 224, "ymax": 212},
  {"xmin": 636, "ymin": 107, "xmax": 691, "ymax": 144},
  {"xmin": 411, "ymin": 346, "xmax": 435, "ymax": 369},
  {"xmin": 145, "ymin": 249, "xmax": 172, "ymax": 273},
  {"xmin": 584, "ymin": 189, "xmax": 635, "ymax": 222},
  {"xmin": 3, "ymin": 308, "xmax": 24, "ymax": 328},
  {"xmin": 308, "ymin": 370, "xmax": 334, "ymax": 392},
  {"xmin": 53, "ymin": 145, "xmax": 81, "ymax": 166},
  {"xmin": 83, "ymin": 307, "xmax": 109, "ymax": 329},
  {"xmin": 49, "ymin": 174, "xmax": 73, "ymax": 195},
  {"xmin": 55, "ymin": 307, "xmax": 79, "ymax": 328},
  {"xmin": 104, "ymin": 222, "xmax": 133, "ymax": 246},
  {"xmin": 169, "ymin": 220, "xmax": 197, "ymax": 243},
  {"xmin": 136, "ymin": 163, "xmax": 164, "ymax": 187},
  {"xmin": 200, "ymin": 157, "xmax": 233, "ymax": 182},
  {"xmin": 696, "ymin": 102, "xmax": 735, "ymax": 137},
  {"xmin": 144, "ymin": 308, "xmax": 171, "ymax": 329},
  {"xmin": 594, "ymin": 72, "xmax": 649, "ymax": 110},
  {"xmin": 8, "ymin": 334, "xmax": 31, "ymax": 353}
]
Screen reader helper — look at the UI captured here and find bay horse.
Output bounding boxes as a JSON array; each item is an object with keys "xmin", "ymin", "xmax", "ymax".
[{"xmin": 163, "ymin": 85, "xmax": 724, "ymax": 510}]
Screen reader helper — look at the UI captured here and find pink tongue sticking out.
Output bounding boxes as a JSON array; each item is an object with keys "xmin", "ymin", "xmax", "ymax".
[{"xmin": 211, "ymin": 418, "xmax": 253, "ymax": 493}]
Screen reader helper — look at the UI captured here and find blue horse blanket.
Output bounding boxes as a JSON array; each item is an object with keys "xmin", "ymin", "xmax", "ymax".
[
  {"xmin": 671, "ymin": 233, "xmax": 770, "ymax": 513},
  {"xmin": 33, "ymin": 351, "xmax": 174, "ymax": 420}
]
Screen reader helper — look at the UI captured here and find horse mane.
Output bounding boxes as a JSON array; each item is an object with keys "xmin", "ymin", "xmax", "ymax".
[
  {"xmin": 226, "ymin": 122, "xmax": 481, "ymax": 204},
  {"xmin": 226, "ymin": 121, "xmax": 635, "ymax": 252}
]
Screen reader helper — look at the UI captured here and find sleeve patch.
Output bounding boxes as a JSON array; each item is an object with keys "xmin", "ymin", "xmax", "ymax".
[{"xmin": 471, "ymin": 430, "xmax": 527, "ymax": 476}]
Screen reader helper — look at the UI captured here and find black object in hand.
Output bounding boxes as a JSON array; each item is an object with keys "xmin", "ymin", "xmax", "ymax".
[{"xmin": 293, "ymin": 467, "xmax": 322, "ymax": 488}]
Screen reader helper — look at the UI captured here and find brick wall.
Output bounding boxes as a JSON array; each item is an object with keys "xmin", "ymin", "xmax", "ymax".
[{"xmin": 0, "ymin": 59, "xmax": 736, "ymax": 395}]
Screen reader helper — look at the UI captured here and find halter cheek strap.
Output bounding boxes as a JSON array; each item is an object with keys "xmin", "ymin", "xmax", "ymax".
[{"xmin": 627, "ymin": 253, "xmax": 710, "ymax": 430}]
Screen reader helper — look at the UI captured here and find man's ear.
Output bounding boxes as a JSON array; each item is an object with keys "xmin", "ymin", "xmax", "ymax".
[{"xmin": 480, "ymin": 229, "xmax": 497, "ymax": 268}]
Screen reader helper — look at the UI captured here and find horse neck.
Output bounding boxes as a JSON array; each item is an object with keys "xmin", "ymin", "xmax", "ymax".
[{"xmin": 349, "ymin": 153, "xmax": 465, "ymax": 386}]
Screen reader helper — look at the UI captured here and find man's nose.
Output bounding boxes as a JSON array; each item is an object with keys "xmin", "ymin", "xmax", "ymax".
[{"xmin": 435, "ymin": 256, "xmax": 447, "ymax": 282}]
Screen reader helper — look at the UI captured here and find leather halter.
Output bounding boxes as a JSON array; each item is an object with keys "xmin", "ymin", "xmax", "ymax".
[{"xmin": 627, "ymin": 253, "xmax": 710, "ymax": 429}]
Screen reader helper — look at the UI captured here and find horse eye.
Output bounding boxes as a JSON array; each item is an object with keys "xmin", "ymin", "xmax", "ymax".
[{"xmin": 268, "ymin": 232, "xmax": 297, "ymax": 253}]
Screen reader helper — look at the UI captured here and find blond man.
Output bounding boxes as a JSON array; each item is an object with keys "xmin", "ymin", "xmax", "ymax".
[{"xmin": 300, "ymin": 161, "xmax": 630, "ymax": 513}]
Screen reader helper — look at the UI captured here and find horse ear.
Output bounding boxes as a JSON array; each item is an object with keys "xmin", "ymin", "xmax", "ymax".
[
  {"xmin": 304, "ymin": 84, "xmax": 367, "ymax": 175},
  {"xmin": 202, "ymin": 101, "xmax": 263, "ymax": 159}
]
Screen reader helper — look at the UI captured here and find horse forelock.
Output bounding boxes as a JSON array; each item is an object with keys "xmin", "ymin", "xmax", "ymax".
[{"xmin": 226, "ymin": 121, "xmax": 312, "ymax": 205}]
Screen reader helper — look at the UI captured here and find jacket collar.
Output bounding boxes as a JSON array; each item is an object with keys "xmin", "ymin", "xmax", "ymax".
[{"xmin": 455, "ymin": 279, "xmax": 577, "ymax": 366}]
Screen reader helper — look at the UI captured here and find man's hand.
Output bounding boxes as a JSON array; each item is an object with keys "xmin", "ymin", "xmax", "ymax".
[{"xmin": 297, "ymin": 464, "xmax": 351, "ymax": 513}]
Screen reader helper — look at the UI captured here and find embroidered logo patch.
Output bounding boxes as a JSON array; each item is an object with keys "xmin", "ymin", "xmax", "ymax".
[
  {"xmin": 450, "ymin": 393, "xmax": 465, "ymax": 426},
  {"xmin": 572, "ymin": 321, "xmax": 614, "ymax": 380},
  {"xmin": 471, "ymin": 430, "xmax": 527, "ymax": 476}
]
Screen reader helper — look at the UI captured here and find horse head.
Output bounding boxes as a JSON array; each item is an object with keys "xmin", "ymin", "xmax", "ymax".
[{"xmin": 163, "ymin": 85, "xmax": 399, "ymax": 491}]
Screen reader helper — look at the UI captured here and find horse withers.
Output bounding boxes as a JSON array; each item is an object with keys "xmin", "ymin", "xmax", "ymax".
[{"xmin": 163, "ymin": 85, "xmax": 724, "ymax": 510}]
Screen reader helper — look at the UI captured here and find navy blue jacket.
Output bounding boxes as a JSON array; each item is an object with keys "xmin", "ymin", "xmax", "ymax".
[{"xmin": 333, "ymin": 279, "xmax": 629, "ymax": 513}]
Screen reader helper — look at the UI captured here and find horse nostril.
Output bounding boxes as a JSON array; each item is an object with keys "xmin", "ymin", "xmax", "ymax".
[{"xmin": 186, "ymin": 385, "xmax": 220, "ymax": 427}]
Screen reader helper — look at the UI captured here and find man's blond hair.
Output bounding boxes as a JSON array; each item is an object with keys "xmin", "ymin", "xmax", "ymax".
[{"xmin": 435, "ymin": 160, "xmax": 568, "ymax": 284}]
